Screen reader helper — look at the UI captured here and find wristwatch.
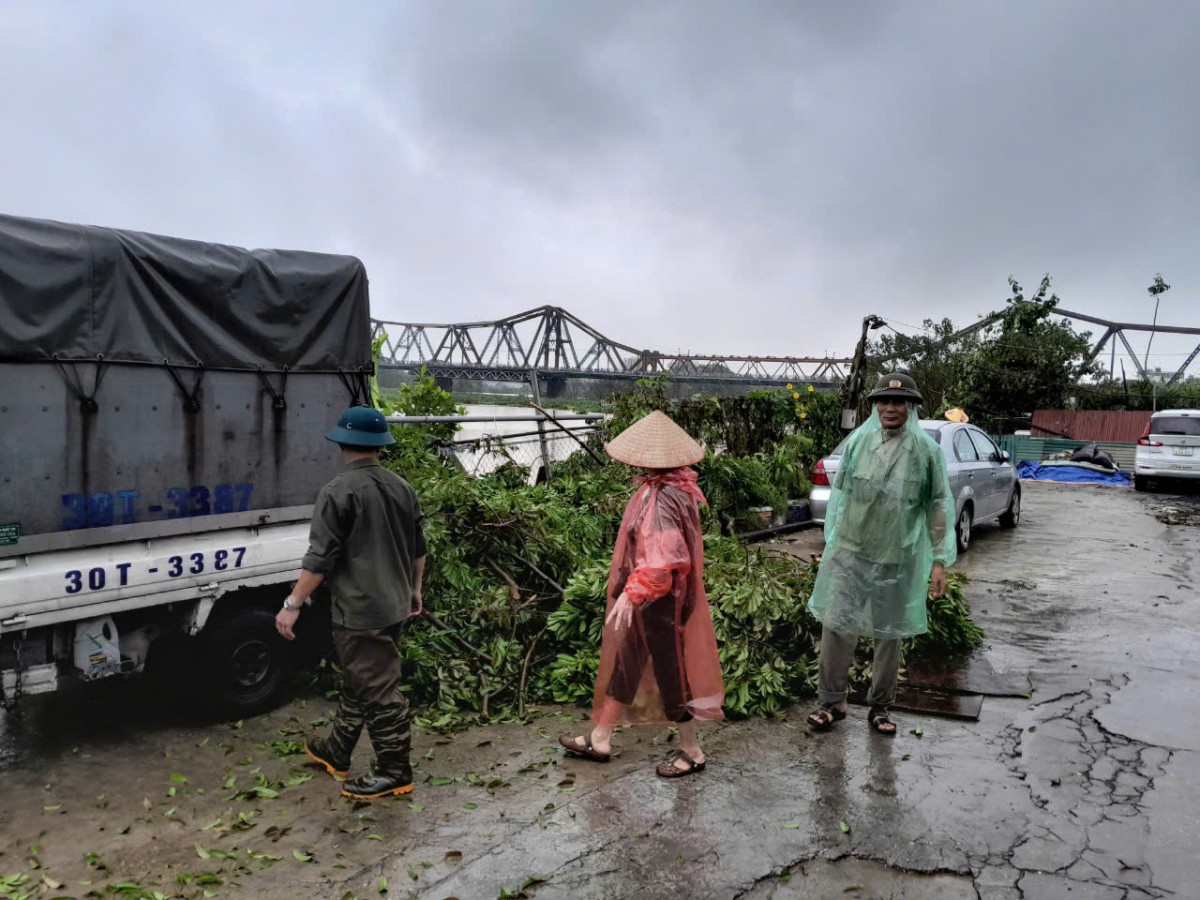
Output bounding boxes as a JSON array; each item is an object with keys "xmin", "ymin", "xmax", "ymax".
[{"xmin": 282, "ymin": 596, "xmax": 304, "ymax": 612}]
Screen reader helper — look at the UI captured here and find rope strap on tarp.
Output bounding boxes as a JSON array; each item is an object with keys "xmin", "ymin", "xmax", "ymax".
[
  {"xmin": 52, "ymin": 354, "xmax": 108, "ymax": 414},
  {"xmin": 256, "ymin": 366, "xmax": 289, "ymax": 411},
  {"xmin": 337, "ymin": 367, "xmax": 371, "ymax": 406},
  {"xmin": 164, "ymin": 361, "xmax": 205, "ymax": 413}
]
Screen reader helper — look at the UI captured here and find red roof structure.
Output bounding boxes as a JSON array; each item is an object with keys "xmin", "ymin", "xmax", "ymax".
[{"xmin": 1031, "ymin": 410, "xmax": 1151, "ymax": 444}]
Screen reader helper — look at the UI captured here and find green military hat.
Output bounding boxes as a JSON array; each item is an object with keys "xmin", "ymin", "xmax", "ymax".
[
  {"xmin": 867, "ymin": 371, "xmax": 924, "ymax": 404},
  {"xmin": 325, "ymin": 406, "xmax": 396, "ymax": 447}
]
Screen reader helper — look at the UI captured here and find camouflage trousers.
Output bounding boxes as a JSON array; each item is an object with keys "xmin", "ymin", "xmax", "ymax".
[{"xmin": 326, "ymin": 624, "xmax": 411, "ymax": 778}]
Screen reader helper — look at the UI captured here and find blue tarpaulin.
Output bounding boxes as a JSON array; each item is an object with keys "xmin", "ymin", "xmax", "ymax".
[{"xmin": 1017, "ymin": 461, "xmax": 1132, "ymax": 487}]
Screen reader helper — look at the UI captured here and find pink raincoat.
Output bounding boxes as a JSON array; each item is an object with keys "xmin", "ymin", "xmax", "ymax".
[{"xmin": 591, "ymin": 468, "xmax": 725, "ymax": 726}]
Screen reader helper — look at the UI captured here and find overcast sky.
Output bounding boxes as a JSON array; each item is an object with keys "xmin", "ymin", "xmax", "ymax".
[{"xmin": 2, "ymin": 0, "xmax": 1197, "ymax": 372}]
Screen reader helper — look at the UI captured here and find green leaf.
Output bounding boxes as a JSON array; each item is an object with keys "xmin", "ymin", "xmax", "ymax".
[
  {"xmin": 293, "ymin": 849, "xmax": 314, "ymax": 862},
  {"xmin": 838, "ymin": 820, "xmax": 851, "ymax": 834},
  {"xmin": 781, "ymin": 822, "xmax": 800, "ymax": 829},
  {"xmin": 378, "ymin": 875, "xmax": 389, "ymax": 892},
  {"xmin": 428, "ymin": 776, "xmax": 454, "ymax": 786},
  {"xmin": 463, "ymin": 802, "xmax": 478, "ymax": 810},
  {"xmin": 170, "ymin": 773, "xmax": 188, "ymax": 783}
]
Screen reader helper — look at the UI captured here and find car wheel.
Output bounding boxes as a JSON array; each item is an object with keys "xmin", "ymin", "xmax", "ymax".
[
  {"xmin": 999, "ymin": 489, "xmax": 1020, "ymax": 529},
  {"xmin": 198, "ymin": 606, "xmax": 293, "ymax": 717},
  {"xmin": 956, "ymin": 505, "xmax": 972, "ymax": 554},
  {"xmin": 1134, "ymin": 474, "xmax": 1149, "ymax": 493}
]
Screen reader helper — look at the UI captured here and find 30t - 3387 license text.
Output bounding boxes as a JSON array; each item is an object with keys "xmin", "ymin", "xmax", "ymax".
[{"xmin": 63, "ymin": 547, "xmax": 247, "ymax": 594}]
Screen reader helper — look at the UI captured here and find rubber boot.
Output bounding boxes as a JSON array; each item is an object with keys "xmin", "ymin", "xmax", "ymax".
[
  {"xmin": 305, "ymin": 693, "xmax": 364, "ymax": 781},
  {"xmin": 341, "ymin": 702, "xmax": 412, "ymax": 800}
]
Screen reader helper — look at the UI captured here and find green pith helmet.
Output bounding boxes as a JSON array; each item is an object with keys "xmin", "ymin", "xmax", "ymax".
[
  {"xmin": 867, "ymin": 371, "xmax": 925, "ymax": 405},
  {"xmin": 325, "ymin": 406, "xmax": 395, "ymax": 447}
]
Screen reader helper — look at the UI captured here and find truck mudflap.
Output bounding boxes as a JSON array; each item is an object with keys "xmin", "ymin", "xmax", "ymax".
[{"xmin": 0, "ymin": 521, "xmax": 309, "ymax": 635}]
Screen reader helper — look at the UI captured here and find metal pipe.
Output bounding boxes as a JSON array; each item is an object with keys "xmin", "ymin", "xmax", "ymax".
[
  {"xmin": 383, "ymin": 413, "xmax": 606, "ymax": 424},
  {"xmin": 446, "ymin": 426, "xmax": 599, "ymax": 444}
]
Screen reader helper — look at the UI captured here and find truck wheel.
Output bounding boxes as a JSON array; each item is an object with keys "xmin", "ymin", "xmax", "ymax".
[
  {"xmin": 956, "ymin": 505, "xmax": 972, "ymax": 554},
  {"xmin": 999, "ymin": 489, "xmax": 1021, "ymax": 529},
  {"xmin": 1134, "ymin": 474, "xmax": 1149, "ymax": 493},
  {"xmin": 200, "ymin": 607, "xmax": 292, "ymax": 717}
]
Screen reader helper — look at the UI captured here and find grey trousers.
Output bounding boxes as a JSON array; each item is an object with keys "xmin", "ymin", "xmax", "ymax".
[{"xmin": 817, "ymin": 626, "xmax": 902, "ymax": 709}]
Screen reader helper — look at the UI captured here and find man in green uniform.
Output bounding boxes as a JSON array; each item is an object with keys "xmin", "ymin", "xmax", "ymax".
[
  {"xmin": 275, "ymin": 406, "xmax": 427, "ymax": 799},
  {"xmin": 806, "ymin": 372, "xmax": 956, "ymax": 736}
]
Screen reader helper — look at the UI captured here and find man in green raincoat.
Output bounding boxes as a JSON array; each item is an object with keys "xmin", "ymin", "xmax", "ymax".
[{"xmin": 807, "ymin": 372, "xmax": 957, "ymax": 736}]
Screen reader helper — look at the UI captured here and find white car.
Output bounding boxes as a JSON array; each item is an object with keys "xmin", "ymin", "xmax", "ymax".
[{"xmin": 1134, "ymin": 409, "xmax": 1200, "ymax": 491}]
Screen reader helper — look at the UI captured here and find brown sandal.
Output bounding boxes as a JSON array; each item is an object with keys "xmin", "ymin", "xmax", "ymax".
[
  {"xmin": 655, "ymin": 750, "xmax": 706, "ymax": 778},
  {"xmin": 868, "ymin": 707, "xmax": 897, "ymax": 736},
  {"xmin": 558, "ymin": 734, "xmax": 611, "ymax": 762},
  {"xmin": 807, "ymin": 702, "xmax": 847, "ymax": 731}
]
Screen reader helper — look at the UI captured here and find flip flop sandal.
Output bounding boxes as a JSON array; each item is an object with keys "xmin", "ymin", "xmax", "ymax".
[
  {"xmin": 558, "ymin": 734, "xmax": 612, "ymax": 762},
  {"xmin": 655, "ymin": 750, "xmax": 706, "ymax": 778},
  {"xmin": 868, "ymin": 706, "xmax": 897, "ymax": 736},
  {"xmin": 807, "ymin": 702, "xmax": 847, "ymax": 732}
]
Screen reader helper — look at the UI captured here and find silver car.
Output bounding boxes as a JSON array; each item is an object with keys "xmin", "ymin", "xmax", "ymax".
[
  {"xmin": 808, "ymin": 420, "xmax": 1020, "ymax": 552},
  {"xmin": 1133, "ymin": 409, "xmax": 1200, "ymax": 491}
]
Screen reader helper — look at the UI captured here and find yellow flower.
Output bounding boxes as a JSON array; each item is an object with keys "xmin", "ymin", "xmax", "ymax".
[
  {"xmin": 786, "ymin": 383, "xmax": 793, "ymax": 390},
  {"xmin": 807, "ymin": 385, "xmax": 815, "ymax": 393},
  {"xmin": 792, "ymin": 392, "xmax": 800, "ymax": 399},
  {"xmin": 800, "ymin": 412, "xmax": 807, "ymax": 419}
]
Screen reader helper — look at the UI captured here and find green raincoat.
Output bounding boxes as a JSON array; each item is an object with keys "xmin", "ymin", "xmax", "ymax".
[{"xmin": 808, "ymin": 405, "xmax": 957, "ymax": 639}]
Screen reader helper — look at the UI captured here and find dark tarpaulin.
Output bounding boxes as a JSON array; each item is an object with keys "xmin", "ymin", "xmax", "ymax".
[{"xmin": 0, "ymin": 214, "xmax": 371, "ymax": 372}]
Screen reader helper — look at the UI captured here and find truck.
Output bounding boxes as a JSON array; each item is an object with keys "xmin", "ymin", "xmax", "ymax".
[{"xmin": 0, "ymin": 214, "xmax": 374, "ymax": 715}]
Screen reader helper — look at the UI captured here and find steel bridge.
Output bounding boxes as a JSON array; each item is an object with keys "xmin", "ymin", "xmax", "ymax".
[{"xmin": 371, "ymin": 306, "xmax": 850, "ymax": 389}]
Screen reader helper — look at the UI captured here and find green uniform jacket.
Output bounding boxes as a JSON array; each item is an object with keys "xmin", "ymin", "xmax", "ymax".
[{"xmin": 302, "ymin": 459, "xmax": 427, "ymax": 630}]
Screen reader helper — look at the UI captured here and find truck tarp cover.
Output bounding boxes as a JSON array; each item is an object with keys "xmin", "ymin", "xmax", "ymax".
[{"xmin": 0, "ymin": 214, "xmax": 371, "ymax": 372}]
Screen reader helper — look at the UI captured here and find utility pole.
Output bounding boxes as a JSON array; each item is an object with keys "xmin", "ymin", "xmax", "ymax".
[{"xmin": 841, "ymin": 314, "xmax": 885, "ymax": 430}]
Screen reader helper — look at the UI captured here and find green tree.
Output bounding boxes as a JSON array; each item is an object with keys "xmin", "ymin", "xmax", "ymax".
[
  {"xmin": 868, "ymin": 317, "xmax": 979, "ymax": 417},
  {"xmin": 1143, "ymin": 273, "xmax": 1171, "ymax": 372},
  {"xmin": 959, "ymin": 276, "xmax": 1101, "ymax": 433}
]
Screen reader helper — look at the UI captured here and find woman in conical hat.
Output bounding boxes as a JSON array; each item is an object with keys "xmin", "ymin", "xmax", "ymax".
[{"xmin": 559, "ymin": 411, "xmax": 725, "ymax": 777}]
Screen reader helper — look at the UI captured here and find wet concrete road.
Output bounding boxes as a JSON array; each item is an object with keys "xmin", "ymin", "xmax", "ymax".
[{"xmin": 1, "ymin": 482, "xmax": 1197, "ymax": 899}]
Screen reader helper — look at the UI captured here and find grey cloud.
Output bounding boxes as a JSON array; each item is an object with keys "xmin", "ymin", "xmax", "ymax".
[{"xmin": 1, "ymin": 1, "xmax": 1197, "ymax": 366}]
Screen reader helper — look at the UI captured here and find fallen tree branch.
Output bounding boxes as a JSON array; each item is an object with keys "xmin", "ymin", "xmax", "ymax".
[
  {"xmin": 489, "ymin": 560, "xmax": 522, "ymax": 600},
  {"xmin": 510, "ymin": 552, "xmax": 566, "ymax": 595},
  {"xmin": 518, "ymin": 634, "xmax": 542, "ymax": 718},
  {"xmin": 422, "ymin": 611, "xmax": 495, "ymax": 665}
]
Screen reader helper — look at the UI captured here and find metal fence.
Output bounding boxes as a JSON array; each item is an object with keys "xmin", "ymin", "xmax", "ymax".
[
  {"xmin": 996, "ymin": 435, "xmax": 1137, "ymax": 470},
  {"xmin": 384, "ymin": 411, "xmax": 606, "ymax": 485},
  {"xmin": 445, "ymin": 427, "xmax": 601, "ymax": 484}
]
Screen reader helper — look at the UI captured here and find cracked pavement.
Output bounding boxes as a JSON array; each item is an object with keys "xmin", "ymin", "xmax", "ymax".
[{"xmin": 1, "ymin": 481, "xmax": 1197, "ymax": 899}]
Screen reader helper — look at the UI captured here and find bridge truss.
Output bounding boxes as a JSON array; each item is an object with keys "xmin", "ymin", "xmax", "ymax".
[
  {"xmin": 873, "ymin": 306, "xmax": 1200, "ymax": 386},
  {"xmin": 372, "ymin": 306, "xmax": 850, "ymax": 387}
]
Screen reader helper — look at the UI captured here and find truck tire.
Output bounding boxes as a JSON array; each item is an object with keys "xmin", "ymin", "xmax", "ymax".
[
  {"xmin": 199, "ymin": 606, "xmax": 292, "ymax": 717},
  {"xmin": 1134, "ymin": 474, "xmax": 1149, "ymax": 493},
  {"xmin": 999, "ymin": 488, "xmax": 1021, "ymax": 529},
  {"xmin": 956, "ymin": 504, "xmax": 972, "ymax": 554}
]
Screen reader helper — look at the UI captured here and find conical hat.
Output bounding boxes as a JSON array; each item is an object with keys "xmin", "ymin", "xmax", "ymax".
[{"xmin": 605, "ymin": 410, "xmax": 705, "ymax": 469}]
